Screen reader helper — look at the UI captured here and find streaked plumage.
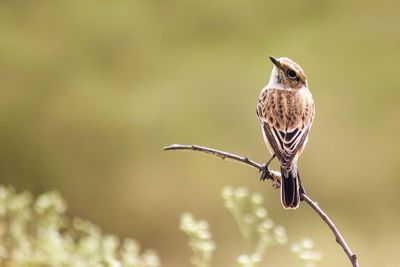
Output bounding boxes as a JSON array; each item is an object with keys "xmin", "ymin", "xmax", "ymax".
[{"xmin": 256, "ymin": 56, "xmax": 315, "ymax": 209}]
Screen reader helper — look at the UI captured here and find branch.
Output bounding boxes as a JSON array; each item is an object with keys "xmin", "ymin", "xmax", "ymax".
[
  {"xmin": 164, "ymin": 144, "xmax": 359, "ymax": 267},
  {"xmin": 301, "ymin": 194, "xmax": 358, "ymax": 266}
]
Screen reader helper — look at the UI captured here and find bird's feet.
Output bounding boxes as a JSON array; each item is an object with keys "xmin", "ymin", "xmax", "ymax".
[
  {"xmin": 272, "ymin": 178, "xmax": 281, "ymax": 189},
  {"xmin": 259, "ymin": 164, "xmax": 273, "ymax": 181},
  {"xmin": 260, "ymin": 164, "xmax": 281, "ymax": 189},
  {"xmin": 259, "ymin": 154, "xmax": 276, "ymax": 182}
]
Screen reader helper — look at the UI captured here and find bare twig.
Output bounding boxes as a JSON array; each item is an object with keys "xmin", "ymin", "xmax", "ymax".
[
  {"xmin": 301, "ymin": 194, "xmax": 358, "ymax": 266},
  {"xmin": 164, "ymin": 144, "xmax": 359, "ymax": 267}
]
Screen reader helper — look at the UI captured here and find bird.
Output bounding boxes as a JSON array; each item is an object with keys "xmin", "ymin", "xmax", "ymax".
[{"xmin": 256, "ymin": 56, "xmax": 315, "ymax": 209}]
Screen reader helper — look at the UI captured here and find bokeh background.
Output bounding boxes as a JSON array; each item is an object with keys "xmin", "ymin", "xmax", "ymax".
[{"xmin": 1, "ymin": 0, "xmax": 399, "ymax": 266}]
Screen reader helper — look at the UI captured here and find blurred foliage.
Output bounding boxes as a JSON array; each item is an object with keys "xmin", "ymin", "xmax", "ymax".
[
  {"xmin": 180, "ymin": 213, "xmax": 215, "ymax": 267},
  {"xmin": 181, "ymin": 186, "xmax": 320, "ymax": 267},
  {"xmin": 291, "ymin": 239, "xmax": 322, "ymax": 267},
  {"xmin": 221, "ymin": 186, "xmax": 288, "ymax": 251},
  {"xmin": 0, "ymin": 185, "xmax": 160, "ymax": 267},
  {"xmin": 0, "ymin": 0, "xmax": 399, "ymax": 266},
  {"xmin": 0, "ymin": 185, "xmax": 320, "ymax": 267},
  {"xmin": 221, "ymin": 186, "xmax": 289, "ymax": 267}
]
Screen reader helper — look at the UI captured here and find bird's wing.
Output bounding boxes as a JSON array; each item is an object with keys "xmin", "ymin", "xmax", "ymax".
[
  {"xmin": 257, "ymin": 88, "xmax": 314, "ymax": 170},
  {"xmin": 261, "ymin": 121, "xmax": 310, "ymax": 170}
]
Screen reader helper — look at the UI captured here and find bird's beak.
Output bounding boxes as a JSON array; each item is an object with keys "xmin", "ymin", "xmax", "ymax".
[{"xmin": 269, "ymin": 56, "xmax": 281, "ymax": 68}]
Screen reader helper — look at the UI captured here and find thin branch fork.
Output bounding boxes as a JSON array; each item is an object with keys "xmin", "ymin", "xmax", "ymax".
[{"xmin": 164, "ymin": 144, "xmax": 359, "ymax": 267}]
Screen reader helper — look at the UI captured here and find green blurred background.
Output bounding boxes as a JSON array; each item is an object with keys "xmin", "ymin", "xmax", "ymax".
[{"xmin": 0, "ymin": 0, "xmax": 399, "ymax": 266}]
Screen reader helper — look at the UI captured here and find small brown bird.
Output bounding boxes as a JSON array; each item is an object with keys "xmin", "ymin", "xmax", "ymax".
[{"xmin": 256, "ymin": 56, "xmax": 315, "ymax": 209}]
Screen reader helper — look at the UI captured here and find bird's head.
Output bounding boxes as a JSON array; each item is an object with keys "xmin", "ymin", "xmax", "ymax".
[{"xmin": 268, "ymin": 56, "xmax": 308, "ymax": 90}]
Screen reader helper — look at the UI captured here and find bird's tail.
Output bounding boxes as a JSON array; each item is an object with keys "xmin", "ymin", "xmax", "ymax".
[{"xmin": 280, "ymin": 167, "xmax": 301, "ymax": 209}]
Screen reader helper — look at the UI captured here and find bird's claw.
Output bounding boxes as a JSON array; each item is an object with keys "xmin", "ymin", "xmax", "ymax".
[
  {"xmin": 259, "ymin": 164, "xmax": 272, "ymax": 181},
  {"xmin": 260, "ymin": 163, "xmax": 281, "ymax": 189},
  {"xmin": 272, "ymin": 178, "xmax": 281, "ymax": 189}
]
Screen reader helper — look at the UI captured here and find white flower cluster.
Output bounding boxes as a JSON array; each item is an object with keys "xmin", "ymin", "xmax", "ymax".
[
  {"xmin": 221, "ymin": 186, "xmax": 288, "ymax": 267},
  {"xmin": 0, "ymin": 185, "xmax": 160, "ymax": 267},
  {"xmin": 291, "ymin": 239, "xmax": 322, "ymax": 267},
  {"xmin": 180, "ymin": 213, "xmax": 215, "ymax": 267},
  {"xmin": 0, "ymin": 184, "xmax": 322, "ymax": 267}
]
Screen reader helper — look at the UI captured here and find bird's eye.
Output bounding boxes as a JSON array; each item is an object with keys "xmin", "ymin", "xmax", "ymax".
[{"xmin": 287, "ymin": 69, "xmax": 297, "ymax": 80}]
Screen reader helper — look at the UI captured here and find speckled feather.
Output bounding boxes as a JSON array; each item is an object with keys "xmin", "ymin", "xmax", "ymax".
[
  {"xmin": 256, "ymin": 58, "xmax": 315, "ymax": 170},
  {"xmin": 258, "ymin": 88, "xmax": 314, "ymax": 132}
]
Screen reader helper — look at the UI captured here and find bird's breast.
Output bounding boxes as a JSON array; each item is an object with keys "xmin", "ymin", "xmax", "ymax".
[{"xmin": 259, "ymin": 88, "xmax": 314, "ymax": 131}]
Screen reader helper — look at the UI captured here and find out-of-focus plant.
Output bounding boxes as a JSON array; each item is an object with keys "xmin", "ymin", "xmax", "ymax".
[
  {"xmin": 0, "ymin": 184, "xmax": 321, "ymax": 267},
  {"xmin": 180, "ymin": 186, "xmax": 321, "ymax": 267},
  {"xmin": 180, "ymin": 213, "xmax": 215, "ymax": 267},
  {"xmin": 291, "ymin": 239, "xmax": 322, "ymax": 267},
  {"xmin": 0, "ymin": 185, "xmax": 160, "ymax": 267},
  {"xmin": 222, "ymin": 186, "xmax": 288, "ymax": 267}
]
